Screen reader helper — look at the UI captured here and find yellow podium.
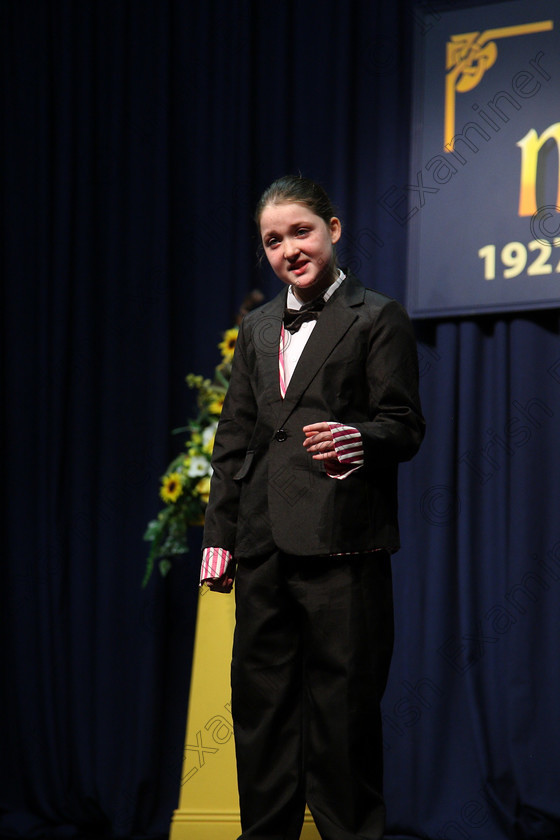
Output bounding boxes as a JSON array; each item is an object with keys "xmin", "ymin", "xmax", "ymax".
[{"xmin": 170, "ymin": 585, "xmax": 321, "ymax": 840}]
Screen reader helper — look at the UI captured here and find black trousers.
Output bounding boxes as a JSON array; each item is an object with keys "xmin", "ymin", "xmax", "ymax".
[{"xmin": 231, "ymin": 550, "xmax": 394, "ymax": 840}]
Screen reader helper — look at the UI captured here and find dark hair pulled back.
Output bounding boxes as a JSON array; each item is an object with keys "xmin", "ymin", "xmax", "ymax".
[{"xmin": 254, "ymin": 175, "xmax": 337, "ymax": 228}]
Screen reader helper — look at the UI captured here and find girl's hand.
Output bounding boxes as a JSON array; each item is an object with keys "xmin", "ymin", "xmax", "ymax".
[
  {"xmin": 302, "ymin": 421, "xmax": 338, "ymax": 462},
  {"xmin": 204, "ymin": 559, "xmax": 236, "ymax": 593},
  {"xmin": 205, "ymin": 573, "xmax": 235, "ymax": 593}
]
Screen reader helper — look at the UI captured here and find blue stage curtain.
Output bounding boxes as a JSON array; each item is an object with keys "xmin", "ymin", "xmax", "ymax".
[{"xmin": 1, "ymin": 1, "xmax": 559, "ymax": 839}]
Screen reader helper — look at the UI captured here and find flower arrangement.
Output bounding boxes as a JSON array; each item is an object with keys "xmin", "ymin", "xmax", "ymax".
[{"xmin": 142, "ymin": 291, "xmax": 264, "ymax": 586}]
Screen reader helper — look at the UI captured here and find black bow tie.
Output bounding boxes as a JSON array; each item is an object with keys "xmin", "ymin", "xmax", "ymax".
[{"xmin": 283, "ymin": 298, "xmax": 326, "ymax": 334}]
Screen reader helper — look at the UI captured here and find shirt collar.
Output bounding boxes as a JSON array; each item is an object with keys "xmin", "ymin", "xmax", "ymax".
[{"xmin": 287, "ymin": 268, "xmax": 346, "ymax": 310}]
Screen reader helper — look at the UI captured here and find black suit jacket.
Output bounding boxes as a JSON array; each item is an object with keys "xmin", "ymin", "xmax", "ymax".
[{"xmin": 202, "ymin": 272, "xmax": 425, "ymax": 559}]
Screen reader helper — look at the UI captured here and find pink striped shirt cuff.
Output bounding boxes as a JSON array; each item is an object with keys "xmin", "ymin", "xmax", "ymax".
[
  {"xmin": 326, "ymin": 422, "xmax": 364, "ymax": 479},
  {"xmin": 200, "ymin": 546, "xmax": 232, "ymax": 584}
]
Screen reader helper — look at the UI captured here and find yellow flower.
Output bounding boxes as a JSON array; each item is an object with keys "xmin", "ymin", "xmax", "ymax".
[
  {"xmin": 218, "ymin": 327, "xmax": 239, "ymax": 363},
  {"xmin": 208, "ymin": 394, "xmax": 225, "ymax": 415},
  {"xmin": 160, "ymin": 472, "xmax": 184, "ymax": 503},
  {"xmin": 195, "ymin": 476, "xmax": 211, "ymax": 505}
]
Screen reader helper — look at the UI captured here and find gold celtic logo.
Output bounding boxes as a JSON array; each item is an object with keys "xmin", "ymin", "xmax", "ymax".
[{"xmin": 444, "ymin": 21, "xmax": 553, "ymax": 151}]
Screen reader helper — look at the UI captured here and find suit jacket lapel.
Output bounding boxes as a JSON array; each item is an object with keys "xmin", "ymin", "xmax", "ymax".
[{"xmin": 253, "ymin": 290, "xmax": 286, "ymax": 411}]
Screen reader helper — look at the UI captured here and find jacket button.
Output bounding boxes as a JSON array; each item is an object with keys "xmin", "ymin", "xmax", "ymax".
[{"xmin": 275, "ymin": 429, "xmax": 288, "ymax": 442}]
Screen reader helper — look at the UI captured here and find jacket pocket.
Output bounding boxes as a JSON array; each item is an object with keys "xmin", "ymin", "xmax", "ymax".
[{"xmin": 233, "ymin": 450, "xmax": 255, "ymax": 481}]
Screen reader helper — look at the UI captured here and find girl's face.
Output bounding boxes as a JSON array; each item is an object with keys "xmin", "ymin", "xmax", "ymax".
[{"xmin": 259, "ymin": 201, "xmax": 341, "ymax": 302}]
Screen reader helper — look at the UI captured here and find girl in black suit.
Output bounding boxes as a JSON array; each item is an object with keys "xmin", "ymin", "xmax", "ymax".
[{"xmin": 201, "ymin": 175, "xmax": 425, "ymax": 840}]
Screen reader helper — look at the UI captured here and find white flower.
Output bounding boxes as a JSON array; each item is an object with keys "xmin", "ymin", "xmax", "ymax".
[{"xmin": 187, "ymin": 455, "xmax": 211, "ymax": 478}]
